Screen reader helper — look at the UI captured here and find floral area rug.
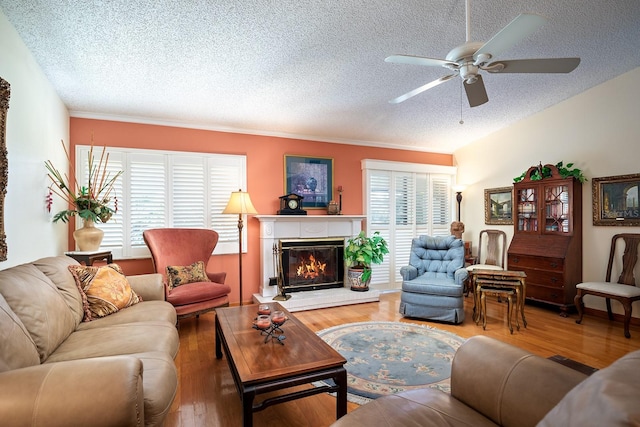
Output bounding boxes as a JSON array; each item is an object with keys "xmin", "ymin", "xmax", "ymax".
[{"xmin": 315, "ymin": 321, "xmax": 466, "ymax": 405}]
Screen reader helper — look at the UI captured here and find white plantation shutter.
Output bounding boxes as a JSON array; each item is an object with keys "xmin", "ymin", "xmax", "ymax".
[
  {"xmin": 129, "ymin": 153, "xmax": 166, "ymax": 254},
  {"xmin": 369, "ymin": 171, "xmax": 390, "ymax": 226},
  {"xmin": 362, "ymin": 160, "xmax": 456, "ymax": 289},
  {"xmin": 210, "ymin": 157, "xmax": 248, "ymax": 254},
  {"xmin": 431, "ymin": 175, "xmax": 452, "ymax": 236},
  {"xmin": 395, "ymin": 173, "xmax": 414, "ymax": 226},
  {"xmin": 367, "ymin": 171, "xmax": 391, "ymax": 286},
  {"xmin": 172, "ymin": 157, "xmax": 206, "ymax": 227},
  {"xmin": 76, "ymin": 146, "xmax": 246, "ymax": 259}
]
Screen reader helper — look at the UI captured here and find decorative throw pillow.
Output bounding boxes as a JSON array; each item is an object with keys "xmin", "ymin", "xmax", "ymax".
[
  {"xmin": 166, "ymin": 261, "xmax": 210, "ymax": 289},
  {"xmin": 68, "ymin": 263, "xmax": 142, "ymax": 322}
]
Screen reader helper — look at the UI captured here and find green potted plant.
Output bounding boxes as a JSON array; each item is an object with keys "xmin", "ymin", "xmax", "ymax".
[{"xmin": 344, "ymin": 231, "xmax": 389, "ymax": 291}]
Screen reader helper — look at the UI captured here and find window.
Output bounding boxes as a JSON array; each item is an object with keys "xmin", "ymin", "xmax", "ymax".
[
  {"xmin": 76, "ymin": 146, "xmax": 247, "ymax": 259},
  {"xmin": 362, "ymin": 159, "xmax": 456, "ymax": 289}
]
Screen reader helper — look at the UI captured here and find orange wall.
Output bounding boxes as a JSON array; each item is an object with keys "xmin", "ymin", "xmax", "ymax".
[{"xmin": 70, "ymin": 118, "xmax": 453, "ymax": 305}]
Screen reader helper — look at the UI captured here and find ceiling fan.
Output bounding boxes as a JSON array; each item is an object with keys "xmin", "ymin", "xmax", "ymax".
[{"xmin": 385, "ymin": 0, "xmax": 580, "ymax": 107}]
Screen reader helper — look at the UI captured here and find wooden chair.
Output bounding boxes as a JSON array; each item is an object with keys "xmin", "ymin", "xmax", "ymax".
[
  {"xmin": 466, "ymin": 229, "xmax": 507, "ymax": 295},
  {"xmin": 575, "ymin": 233, "xmax": 640, "ymax": 338},
  {"xmin": 143, "ymin": 228, "xmax": 231, "ymax": 321}
]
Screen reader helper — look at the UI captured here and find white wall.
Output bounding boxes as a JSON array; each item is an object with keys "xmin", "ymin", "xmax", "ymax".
[
  {"xmin": 454, "ymin": 67, "xmax": 640, "ymax": 316},
  {"xmin": 0, "ymin": 10, "xmax": 70, "ymax": 268}
]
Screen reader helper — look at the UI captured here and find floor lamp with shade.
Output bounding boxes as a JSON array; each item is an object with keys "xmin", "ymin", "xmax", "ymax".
[{"xmin": 222, "ymin": 189, "xmax": 257, "ymax": 306}]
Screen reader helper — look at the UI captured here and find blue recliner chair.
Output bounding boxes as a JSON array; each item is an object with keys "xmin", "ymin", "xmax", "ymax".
[{"xmin": 399, "ymin": 235, "xmax": 468, "ymax": 324}]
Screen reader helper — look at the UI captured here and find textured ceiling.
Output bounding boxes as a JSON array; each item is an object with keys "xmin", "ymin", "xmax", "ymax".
[{"xmin": 1, "ymin": 1, "xmax": 639, "ymax": 153}]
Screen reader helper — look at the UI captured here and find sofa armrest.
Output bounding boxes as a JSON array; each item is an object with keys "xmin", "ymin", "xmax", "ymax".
[
  {"xmin": 0, "ymin": 356, "xmax": 145, "ymax": 427},
  {"xmin": 454, "ymin": 267, "xmax": 469, "ymax": 286},
  {"xmin": 451, "ymin": 336, "xmax": 588, "ymax": 427},
  {"xmin": 128, "ymin": 273, "xmax": 165, "ymax": 301},
  {"xmin": 400, "ymin": 265, "xmax": 418, "ymax": 281}
]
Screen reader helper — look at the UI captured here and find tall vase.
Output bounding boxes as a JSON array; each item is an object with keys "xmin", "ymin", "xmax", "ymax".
[{"xmin": 73, "ymin": 219, "xmax": 104, "ymax": 251}]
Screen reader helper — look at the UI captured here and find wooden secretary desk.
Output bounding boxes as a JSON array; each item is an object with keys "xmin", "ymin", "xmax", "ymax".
[{"xmin": 507, "ymin": 164, "xmax": 583, "ymax": 316}]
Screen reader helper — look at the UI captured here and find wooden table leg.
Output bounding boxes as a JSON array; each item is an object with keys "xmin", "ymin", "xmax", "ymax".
[
  {"xmin": 474, "ymin": 280, "xmax": 482, "ymax": 324},
  {"xmin": 215, "ymin": 316, "xmax": 223, "ymax": 359},
  {"xmin": 506, "ymin": 292, "xmax": 514, "ymax": 334},
  {"xmin": 520, "ymin": 280, "xmax": 527, "ymax": 328},
  {"xmin": 335, "ymin": 367, "xmax": 347, "ymax": 419},
  {"xmin": 242, "ymin": 387, "xmax": 256, "ymax": 427},
  {"xmin": 481, "ymin": 291, "xmax": 487, "ymax": 330}
]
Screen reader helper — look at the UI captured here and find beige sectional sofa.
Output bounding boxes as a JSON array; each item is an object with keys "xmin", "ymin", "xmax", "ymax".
[
  {"xmin": 0, "ymin": 256, "xmax": 180, "ymax": 427},
  {"xmin": 332, "ymin": 335, "xmax": 640, "ymax": 427}
]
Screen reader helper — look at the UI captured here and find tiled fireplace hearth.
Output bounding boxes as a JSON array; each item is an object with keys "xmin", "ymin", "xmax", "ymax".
[{"xmin": 253, "ymin": 215, "xmax": 380, "ymax": 312}]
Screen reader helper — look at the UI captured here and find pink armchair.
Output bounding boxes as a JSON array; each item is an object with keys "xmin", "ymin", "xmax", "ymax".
[{"xmin": 143, "ymin": 228, "xmax": 231, "ymax": 320}]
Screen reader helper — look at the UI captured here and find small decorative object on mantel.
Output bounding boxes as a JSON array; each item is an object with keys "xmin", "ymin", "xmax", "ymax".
[
  {"xmin": 344, "ymin": 231, "xmax": 389, "ymax": 291},
  {"xmin": 277, "ymin": 193, "xmax": 307, "ymax": 215},
  {"xmin": 45, "ymin": 140, "xmax": 123, "ymax": 251},
  {"xmin": 327, "ymin": 200, "xmax": 339, "ymax": 215}
]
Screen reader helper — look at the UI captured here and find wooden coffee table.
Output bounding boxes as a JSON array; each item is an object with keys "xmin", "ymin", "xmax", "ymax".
[{"xmin": 215, "ymin": 303, "xmax": 347, "ymax": 427}]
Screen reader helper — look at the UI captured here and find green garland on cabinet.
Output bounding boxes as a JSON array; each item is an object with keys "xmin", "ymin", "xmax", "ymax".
[{"xmin": 513, "ymin": 161, "xmax": 587, "ymax": 183}]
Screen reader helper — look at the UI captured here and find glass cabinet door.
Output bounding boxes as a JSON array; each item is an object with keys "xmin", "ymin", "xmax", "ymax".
[
  {"xmin": 516, "ymin": 187, "xmax": 538, "ymax": 232},
  {"xmin": 544, "ymin": 184, "xmax": 571, "ymax": 234}
]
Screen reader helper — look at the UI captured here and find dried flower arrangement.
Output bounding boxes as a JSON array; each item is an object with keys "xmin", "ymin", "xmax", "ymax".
[{"xmin": 45, "ymin": 140, "xmax": 123, "ymax": 223}]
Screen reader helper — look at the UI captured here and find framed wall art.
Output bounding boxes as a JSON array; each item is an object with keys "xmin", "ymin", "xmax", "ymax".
[
  {"xmin": 284, "ymin": 155, "xmax": 333, "ymax": 209},
  {"xmin": 484, "ymin": 186, "xmax": 513, "ymax": 225},
  {"xmin": 593, "ymin": 173, "xmax": 640, "ymax": 226},
  {"xmin": 0, "ymin": 77, "xmax": 10, "ymax": 261}
]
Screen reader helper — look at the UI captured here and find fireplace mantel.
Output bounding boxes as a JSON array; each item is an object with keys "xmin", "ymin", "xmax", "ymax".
[{"xmin": 253, "ymin": 215, "xmax": 379, "ymax": 311}]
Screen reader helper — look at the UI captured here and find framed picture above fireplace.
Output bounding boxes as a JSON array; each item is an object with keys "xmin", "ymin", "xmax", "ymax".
[{"xmin": 284, "ymin": 155, "xmax": 333, "ymax": 209}]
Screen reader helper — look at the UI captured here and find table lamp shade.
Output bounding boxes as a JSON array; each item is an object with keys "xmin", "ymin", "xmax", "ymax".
[{"xmin": 223, "ymin": 190, "xmax": 257, "ymax": 215}]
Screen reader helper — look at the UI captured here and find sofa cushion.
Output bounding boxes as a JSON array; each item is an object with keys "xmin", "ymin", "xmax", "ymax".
[
  {"xmin": 331, "ymin": 388, "xmax": 498, "ymax": 427},
  {"xmin": 75, "ymin": 300, "xmax": 177, "ymax": 331},
  {"xmin": 44, "ymin": 321, "xmax": 180, "ymax": 363},
  {"xmin": 537, "ymin": 349, "xmax": 640, "ymax": 427},
  {"xmin": 0, "ymin": 293, "xmax": 40, "ymax": 372},
  {"xmin": 0, "ymin": 264, "xmax": 77, "ymax": 362},
  {"xmin": 402, "ymin": 277, "xmax": 463, "ymax": 296},
  {"xmin": 166, "ymin": 261, "xmax": 210, "ymax": 289},
  {"xmin": 33, "ymin": 256, "xmax": 84, "ymax": 326},
  {"xmin": 167, "ymin": 281, "xmax": 231, "ymax": 306},
  {"xmin": 68, "ymin": 263, "xmax": 142, "ymax": 321}
]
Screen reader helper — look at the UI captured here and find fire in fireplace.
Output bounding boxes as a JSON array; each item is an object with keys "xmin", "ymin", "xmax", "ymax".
[{"xmin": 279, "ymin": 238, "xmax": 345, "ymax": 292}]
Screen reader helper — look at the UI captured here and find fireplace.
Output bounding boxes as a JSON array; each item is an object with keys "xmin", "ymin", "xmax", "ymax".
[
  {"xmin": 280, "ymin": 238, "xmax": 344, "ymax": 292},
  {"xmin": 254, "ymin": 215, "xmax": 379, "ymax": 312}
]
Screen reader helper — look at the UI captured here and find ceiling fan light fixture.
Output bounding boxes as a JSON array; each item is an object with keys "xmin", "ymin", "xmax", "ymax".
[{"xmin": 459, "ymin": 63, "xmax": 478, "ymax": 83}]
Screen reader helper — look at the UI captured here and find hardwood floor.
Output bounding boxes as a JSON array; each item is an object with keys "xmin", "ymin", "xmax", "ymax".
[{"xmin": 166, "ymin": 291, "xmax": 640, "ymax": 427}]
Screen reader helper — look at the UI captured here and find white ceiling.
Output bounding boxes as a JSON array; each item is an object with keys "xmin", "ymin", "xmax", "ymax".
[{"xmin": 2, "ymin": 1, "xmax": 639, "ymax": 153}]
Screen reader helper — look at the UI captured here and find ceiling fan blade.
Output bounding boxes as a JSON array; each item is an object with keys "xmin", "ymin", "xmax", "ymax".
[
  {"xmin": 389, "ymin": 74, "xmax": 456, "ymax": 104},
  {"xmin": 474, "ymin": 13, "xmax": 548, "ymax": 62},
  {"xmin": 464, "ymin": 74, "xmax": 488, "ymax": 107},
  {"xmin": 487, "ymin": 58, "xmax": 581, "ymax": 73},
  {"xmin": 385, "ymin": 55, "xmax": 457, "ymax": 68}
]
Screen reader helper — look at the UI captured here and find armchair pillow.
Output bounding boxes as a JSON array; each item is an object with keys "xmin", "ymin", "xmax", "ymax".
[
  {"xmin": 166, "ymin": 261, "xmax": 211, "ymax": 289},
  {"xmin": 69, "ymin": 264, "xmax": 142, "ymax": 321}
]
